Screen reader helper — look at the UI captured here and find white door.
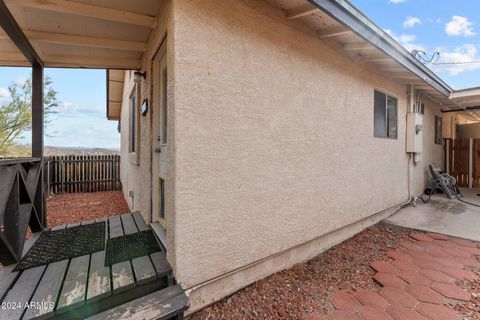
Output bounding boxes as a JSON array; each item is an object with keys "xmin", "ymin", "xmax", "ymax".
[{"xmin": 152, "ymin": 42, "xmax": 168, "ymax": 228}]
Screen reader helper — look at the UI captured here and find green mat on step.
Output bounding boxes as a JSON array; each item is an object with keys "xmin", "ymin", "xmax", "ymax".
[
  {"xmin": 104, "ymin": 230, "xmax": 161, "ymax": 266},
  {"xmin": 14, "ymin": 222, "xmax": 105, "ymax": 271}
]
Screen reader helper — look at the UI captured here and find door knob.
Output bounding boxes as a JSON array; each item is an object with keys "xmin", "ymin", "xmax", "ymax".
[{"xmin": 154, "ymin": 147, "xmax": 162, "ymax": 153}]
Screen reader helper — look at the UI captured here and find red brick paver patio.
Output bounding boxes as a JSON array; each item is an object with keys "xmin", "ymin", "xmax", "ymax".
[{"xmin": 306, "ymin": 231, "xmax": 480, "ymax": 320}]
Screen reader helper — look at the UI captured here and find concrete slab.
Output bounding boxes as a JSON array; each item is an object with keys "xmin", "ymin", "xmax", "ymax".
[{"xmin": 385, "ymin": 188, "xmax": 480, "ymax": 241}]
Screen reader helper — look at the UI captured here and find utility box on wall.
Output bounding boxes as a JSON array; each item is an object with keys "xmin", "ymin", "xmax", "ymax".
[{"xmin": 406, "ymin": 113, "xmax": 423, "ymax": 153}]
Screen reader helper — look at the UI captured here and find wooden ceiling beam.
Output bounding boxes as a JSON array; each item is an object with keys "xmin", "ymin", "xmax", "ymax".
[
  {"xmin": 285, "ymin": 3, "xmax": 318, "ymax": 20},
  {"xmin": 0, "ymin": 30, "xmax": 147, "ymax": 51},
  {"xmin": 364, "ymin": 57, "xmax": 393, "ymax": 62},
  {"xmin": 0, "ymin": 0, "xmax": 42, "ymax": 65},
  {"xmin": 0, "ymin": 51, "xmax": 28, "ymax": 66},
  {"xmin": 317, "ymin": 26, "xmax": 351, "ymax": 38},
  {"xmin": 40, "ymin": 31, "xmax": 145, "ymax": 52},
  {"xmin": 7, "ymin": 0, "xmax": 156, "ymax": 28},
  {"xmin": 382, "ymin": 67, "xmax": 409, "ymax": 72},
  {"xmin": 44, "ymin": 54, "xmax": 141, "ymax": 69},
  {"xmin": 392, "ymin": 75, "xmax": 421, "ymax": 80},
  {"xmin": 343, "ymin": 42, "xmax": 374, "ymax": 51}
]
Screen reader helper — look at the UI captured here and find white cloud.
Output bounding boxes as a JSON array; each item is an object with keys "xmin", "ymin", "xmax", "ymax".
[
  {"xmin": 389, "ymin": 0, "xmax": 406, "ymax": 3},
  {"xmin": 44, "ymin": 113, "xmax": 120, "ymax": 149},
  {"xmin": 384, "ymin": 28, "xmax": 479, "ymax": 76},
  {"xmin": 445, "ymin": 16, "xmax": 476, "ymax": 36},
  {"xmin": 12, "ymin": 77, "xmax": 26, "ymax": 86},
  {"xmin": 0, "ymin": 87, "xmax": 9, "ymax": 98},
  {"xmin": 384, "ymin": 29, "xmax": 425, "ymax": 52},
  {"xmin": 59, "ymin": 101, "xmax": 75, "ymax": 110},
  {"xmin": 404, "ymin": 16, "xmax": 421, "ymax": 28},
  {"xmin": 398, "ymin": 34, "xmax": 417, "ymax": 43},
  {"xmin": 56, "ymin": 101, "xmax": 104, "ymax": 117},
  {"xmin": 432, "ymin": 44, "xmax": 480, "ymax": 75}
]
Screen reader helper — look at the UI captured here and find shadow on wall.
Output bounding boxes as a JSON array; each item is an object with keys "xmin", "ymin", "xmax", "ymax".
[{"xmin": 457, "ymin": 123, "xmax": 480, "ymax": 139}]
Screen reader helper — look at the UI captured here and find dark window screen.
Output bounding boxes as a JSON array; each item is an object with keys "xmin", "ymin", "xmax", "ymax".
[
  {"xmin": 387, "ymin": 95, "xmax": 397, "ymax": 139},
  {"xmin": 374, "ymin": 90, "xmax": 387, "ymax": 138},
  {"xmin": 374, "ymin": 90, "xmax": 397, "ymax": 139}
]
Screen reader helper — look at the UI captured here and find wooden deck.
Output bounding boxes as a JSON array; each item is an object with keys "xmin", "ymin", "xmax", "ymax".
[{"xmin": 0, "ymin": 212, "xmax": 175, "ymax": 320}]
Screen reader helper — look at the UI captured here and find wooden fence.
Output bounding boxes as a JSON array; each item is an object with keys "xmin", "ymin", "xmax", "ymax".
[
  {"xmin": 445, "ymin": 138, "xmax": 480, "ymax": 188},
  {"xmin": 45, "ymin": 154, "xmax": 121, "ymax": 194}
]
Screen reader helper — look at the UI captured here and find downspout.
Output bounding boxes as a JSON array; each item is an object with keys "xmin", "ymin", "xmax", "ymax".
[{"xmin": 405, "ymin": 84, "xmax": 416, "ymax": 207}]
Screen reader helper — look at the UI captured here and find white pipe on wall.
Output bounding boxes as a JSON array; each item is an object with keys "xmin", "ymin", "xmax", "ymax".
[{"xmin": 469, "ymin": 137, "xmax": 473, "ymax": 188}]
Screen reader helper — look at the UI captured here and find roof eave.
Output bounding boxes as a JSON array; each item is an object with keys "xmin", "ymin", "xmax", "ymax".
[{"xmin": 308, "ymin": 0, "xmax": 453, "ymax": 97}]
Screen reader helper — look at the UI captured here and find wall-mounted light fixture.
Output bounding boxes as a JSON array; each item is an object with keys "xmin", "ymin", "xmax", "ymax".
[{"xmin": 133, "ymin": 70, "xmax": 146, "ymax": 84}]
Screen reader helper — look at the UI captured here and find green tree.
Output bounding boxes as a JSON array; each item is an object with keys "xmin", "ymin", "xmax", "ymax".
[{"xmin": 0, "ymin": 77, "xmax": 58, "ymax": 156}]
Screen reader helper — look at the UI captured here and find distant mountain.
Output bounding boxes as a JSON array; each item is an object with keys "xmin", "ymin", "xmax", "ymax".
[{"xmin": 3, "ymin": 144, "xmax": 119, "ymax": 157}]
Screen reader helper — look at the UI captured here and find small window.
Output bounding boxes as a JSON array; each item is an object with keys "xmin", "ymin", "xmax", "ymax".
[
  {"xmin": 374, "ymin": 90, "xmax": 397, "ymax": 139},
  {"xmin": 160, "ymin": 66, "xmax": 168, "ymax": 144},
  {"xmin": 435, "ymin": 115, "xmax": 442, "ymax": 145},
  {"xmin": 129, "ymin": 86, "xmax": 137, "ymax": 153},
  {"xmin": 159, "ymin": 177, "xmax": 165, "ymax": 220},
  {"xmin": 418, "ymin": 102, "xmax": 425, "ymax": 115}
]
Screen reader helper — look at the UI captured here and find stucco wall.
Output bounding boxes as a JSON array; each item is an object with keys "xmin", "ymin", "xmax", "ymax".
[
  {"xmin": 412, "ymin": 98, "xmax": 444, "ymax": 196},
  {"xmin": 170, "ymin": 0, "xmax": 442, "ymax": 289},
  {"xmin": 119, "ymin": 1, "xmax": 174, "ymax": 224},
  {"xmin": 118, "ymin": 0, "xmax": 444, "ymax": 307},
  {"xmin": 119, "ymin": 70, "xmax": 151, "ymax": 220},
  {"xmin": 457, "ymin": 123, "xmax": 480, "ymax": 139}
]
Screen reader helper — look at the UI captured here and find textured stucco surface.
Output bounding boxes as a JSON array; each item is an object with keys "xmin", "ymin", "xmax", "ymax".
[
  {"xmin": 412, "ymin": 98, "xmax": 444, "ymax": 196},
  {"xmin": 120, "ymin": 69, "xmax": 152, "ymax": 219},
  {"xmin": 171, "ymin": 0, "xmax": 439, "ymax": 288},
  {"xmin": 120, "ymin": 1, "xmax": 174, "ymax": 227},
  {"xmin": 457, "ymin": 123, "xmax": 480, "ymax": 138},
  {"xmin": 117, "ymin": 0, "xmax": 445, "ymax": 310},
  {"xmin": 186, "ymin": 205, "xmax": 399, "ymax": 314}
]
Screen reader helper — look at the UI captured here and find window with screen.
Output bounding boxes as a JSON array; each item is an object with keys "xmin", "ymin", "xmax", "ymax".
[
  {"xmin": 159, "ymin": 177, "xmax": 165, "ymax": 220},
  {"xmin": 374, "ymin": 90, "xmax": 397, "ymax": 139},
  {"xmin": 418, "ymin": 102, "xmax": 425, "ymax": 115},
  {"xmin": 161, "ymin": 67, "xmax": 168, "ymax": 144},
  {"xmin": 129, "ymin": 86, "xmax": 137, "ymax": 153}
]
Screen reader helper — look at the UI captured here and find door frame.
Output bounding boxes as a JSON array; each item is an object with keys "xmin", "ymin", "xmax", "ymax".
[{"xmin": 151, "ymin": 39, "xmax": 168, "ymax": 228}]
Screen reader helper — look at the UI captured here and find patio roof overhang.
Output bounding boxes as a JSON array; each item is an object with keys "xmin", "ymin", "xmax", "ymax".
[
  {"xmin": 0, "ymin": 0, "xmax": 478, "ymax": 120},
  {"xmin": 442, "ymin": 87, "xmax": 480, "ymax": 121},
  {"xmin": 106, "ymin": 70, "xmax": 125, "ymax": 120},
  {"xmin": 265, "ymin": 0, "xmax": 469, "ymax": 111},
  {"xmin": 0, "ymin": 0, "xmax": 162, "ymax": 69},
  {"xmin": 0, "ymin": 0, "xmax": 163, "ymax": 125}
]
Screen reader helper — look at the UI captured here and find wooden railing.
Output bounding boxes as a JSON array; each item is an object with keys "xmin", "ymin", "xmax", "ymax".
[
  {"xmin": 45, "ymin": 154, "xmax": 121, "ymax": 194},
  {"xmin": 0, "ymin": 158, "xmax": 45, "ymax": 265}
]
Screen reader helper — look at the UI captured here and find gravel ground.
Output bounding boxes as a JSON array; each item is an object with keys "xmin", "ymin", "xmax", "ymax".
[
  {"xmin": 45, "ymin": 191, "xmax": 130, "ymax": 227},
  {"xmin": 189, "ymin": 223, "xmax": 480, "ymax": 320}
]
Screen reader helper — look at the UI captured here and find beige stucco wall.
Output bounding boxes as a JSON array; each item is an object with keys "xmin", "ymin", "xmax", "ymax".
[
  {"xmin": 171, "ymin": 0, "xmax": 441, "ymax": 289},
  {"xmin": 117, "ymin": 0, "xmax": 445, "ymax": 312},
  {"xmin": 457, "ymin": 123, "xmax": 480, "ymax": 138},
  {"xmin": 119, "ymin": 69, "xmax": 151, "ymax": 217},
  {"xmin": 119, "ymin": 0, "xmax": 174, "ymax": 225},
  {"xmin": 412, "ymin": 98, "xmax": 444, "ymax": 196}
]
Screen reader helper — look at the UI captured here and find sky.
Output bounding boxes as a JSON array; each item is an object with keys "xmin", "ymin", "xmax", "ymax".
[
  {"xmin": 1, "ymin": 1, "xmax": 479, "ymax": 149},
  {"xmin": 0, "ymin": 67, "xmax": 120, "ymax": 149},
  {"xmin": 351, "ymin": 0, "xmax": 480, "ymax": 89}
]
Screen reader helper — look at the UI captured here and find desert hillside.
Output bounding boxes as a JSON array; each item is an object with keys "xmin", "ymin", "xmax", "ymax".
[{"xmin": 3, "ymin": 144, "xmax": 119, "ymax": 157}]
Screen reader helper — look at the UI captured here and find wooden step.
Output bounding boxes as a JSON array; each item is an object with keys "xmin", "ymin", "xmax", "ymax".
[
  {"xmin": 150, "ymin": 222, "xmax": 167, "ymax": 250},
  {"xmin": 85, "ymin": 284, "xmax": 189, "ymax": 320}
]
